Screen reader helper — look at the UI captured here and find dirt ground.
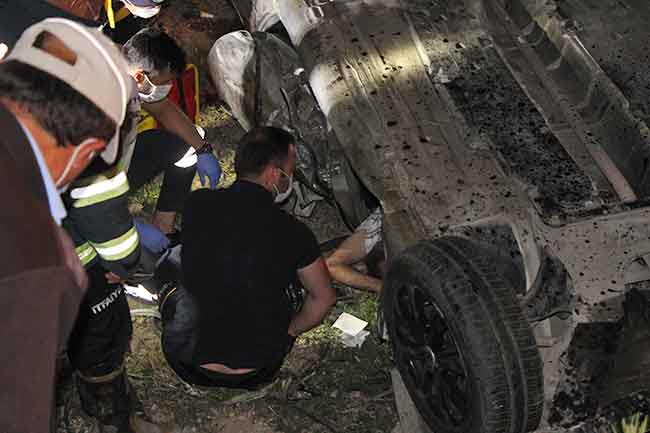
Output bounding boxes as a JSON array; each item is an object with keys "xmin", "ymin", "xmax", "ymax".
[{"xmin": 60, "ymin": 197, "xmax": 398, "ymax": 433}]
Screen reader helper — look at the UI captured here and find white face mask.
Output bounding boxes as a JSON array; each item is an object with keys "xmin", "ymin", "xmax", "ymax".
[
  {"xmin": 56, "ymin": 139, "xmax": 96, "ymax": 193},
  {"xmin": 138, "ymin": 73, "xmax": 172, "ymax": 103},
  {"xmin": 273, "ymin": 169, "xmax": 294, "ymax": 203},
  {"xmin": 125, "ymin": 4, "xmax": 161, "ymax": 18}
]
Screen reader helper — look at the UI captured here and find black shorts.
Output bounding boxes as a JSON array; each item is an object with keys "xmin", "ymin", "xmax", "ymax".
[{"xmin": 67, "ymin": 265, "xmax": 132, "ymax": 376}]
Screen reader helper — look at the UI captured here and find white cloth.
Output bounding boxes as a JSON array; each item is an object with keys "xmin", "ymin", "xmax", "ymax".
[
  {"xmin": 207, "ymin": 30, "xmax": 303, "ymax": 132},
  {"xmin": 208, "ymin": 30, "xmax": 257, "ymax": 131},
  {"xmin": 19, "ymin": 121, "xmax": 67, "ymax": 225},
  {"xmin": 356, "ymin": 208, "xmax": 383, "ymax": 255},
  {"xmin": 250, "ymin": 0, "xmax": 281, "ymax": 32}
]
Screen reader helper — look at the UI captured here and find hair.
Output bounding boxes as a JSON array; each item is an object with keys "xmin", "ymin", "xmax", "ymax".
[
  {"xmin": 80, "ymin": 104, "xmax": 139, "ymax": 177},
  {"xmin": 122, "ymin": 28, "xmax": 186, "ymax": 77},
  {"xmin": 235, "ymin": 127, "xmax": 295, "ymax": 178},
  {"xmin": 0, "ymin": 60, "xmax": 116, "ymax": 146}
]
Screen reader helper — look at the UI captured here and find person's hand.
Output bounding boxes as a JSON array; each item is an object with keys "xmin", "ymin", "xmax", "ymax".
[
  {"xmin": 197, "ymin": 151, "xmax": 222, "ymax": 189},
  {"xmin": 105, "ymin": 272, "xmax": 124, "ymax": 284},
  {"xmin": 134, "ymin": 219, "xmax": 170, "ymax": 254}
]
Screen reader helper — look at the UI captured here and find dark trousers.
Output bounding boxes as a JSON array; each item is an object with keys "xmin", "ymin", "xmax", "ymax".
[
  {"xmin": 160, "ymin": 285, "xmax": 295, "ymax": 390},
  {"xmin": 67, "ymin": 265, "xmax": 132, "ymax": 375},
  {"xmin": 66, "ymin": 265, "xmax": 148, "ymax": 430},
  {"xmin": 127, "ymin": 129, "xmax": 196, "ymax": 213}
]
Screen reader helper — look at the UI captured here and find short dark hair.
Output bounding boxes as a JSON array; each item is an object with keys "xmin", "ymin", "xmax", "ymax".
[
  {"xmin": 122, "ymin": 28, "xmax": 186, "ymax": 76},
  {"xmin": 0, "ymin": 60, "xmax": 116, "ymax": 146},
  {"xmin": 235, "ymin": 127, "xmax": 294, "ymax": 178}
]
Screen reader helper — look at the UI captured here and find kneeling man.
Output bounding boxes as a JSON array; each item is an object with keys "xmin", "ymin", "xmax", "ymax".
[{"xmin": 160, "ymin": 126, "xmax": 336, "ymax": 389}]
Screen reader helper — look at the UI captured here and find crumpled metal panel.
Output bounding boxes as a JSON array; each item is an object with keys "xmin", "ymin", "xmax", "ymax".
[{"xmin": 208, "ymin": 30, "xmax": 330, "ymax": 185}]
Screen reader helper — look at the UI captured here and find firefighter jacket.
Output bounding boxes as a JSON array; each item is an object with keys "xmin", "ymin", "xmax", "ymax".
[{"xmin": 61, "ymin": 87, "xmax": 145, "ymax": 279}]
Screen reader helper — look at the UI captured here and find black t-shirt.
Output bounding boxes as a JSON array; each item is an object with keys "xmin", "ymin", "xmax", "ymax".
[{"xmin": 181, "ymin": 180, "xmax": 321, "ymax": 369}]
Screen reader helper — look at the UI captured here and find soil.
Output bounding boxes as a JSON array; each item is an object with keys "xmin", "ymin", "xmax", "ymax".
[{"xmin": 153, "ymin": 0, "xmax": 241, "ymax": 104}]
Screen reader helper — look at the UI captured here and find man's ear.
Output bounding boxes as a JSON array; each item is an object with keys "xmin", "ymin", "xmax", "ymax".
[
  {"xmin": 56, "ymin": 138, "xmax": 109, "ymax": 187},
  {"xmin": 133, "ymin": 69, "xmax": 146, "ymax": 84},
  {"xmin": 77, "ymin": 138, "xmax": 107, "ymax": 162},
  {"xmin": 260, "ymin": 164, "xmax": 279, "ymax": 189}
]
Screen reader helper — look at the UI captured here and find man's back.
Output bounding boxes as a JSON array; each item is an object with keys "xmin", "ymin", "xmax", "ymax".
[
  {"xmin": 182, "ymin": 180, "xmax": 320, "ymax": 369},
  {"xmin": 0, "ymin": 105, "xmax": 83, "ymax": 433},
  {"xmin": 0, "ymin": 0, "xmax": 99, "ymax": 49}
]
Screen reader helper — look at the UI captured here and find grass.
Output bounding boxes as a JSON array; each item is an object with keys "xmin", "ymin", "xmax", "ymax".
[
  {"xmin": 127, "ymin": 130, "xmax": 237, "ymax": 220},
  {"xmin": 254, "ymin": 293, "xmax": 395, "ymax": 433},
  {"xmin": 128, "ymin": 176, "xmax": 163, "ymax": 218},
  {"xmin": 129, "ymin": 102, "xmax": 241, "ymax": 217},
  {"xmin": 611, "ymin": 413, "xmax": 650, "ymax": 433},
  {"xmin": 122, "ymin": 292, "xmax": 396, "ymax": 433}
]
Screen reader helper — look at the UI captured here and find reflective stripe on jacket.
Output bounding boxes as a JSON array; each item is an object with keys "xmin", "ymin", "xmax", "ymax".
[{"xmin": 63, "ymin": 168, "xmax": 141, "ymax": 277}]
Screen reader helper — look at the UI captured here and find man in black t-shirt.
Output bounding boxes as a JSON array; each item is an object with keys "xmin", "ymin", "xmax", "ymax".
[{"xmin": 159, "ymin": 126, "xmax": 336, "ymax": 389}]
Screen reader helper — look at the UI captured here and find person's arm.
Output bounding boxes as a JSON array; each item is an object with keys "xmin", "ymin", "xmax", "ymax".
[
  {"xmin": 326, "ymin": 230, "xmax": 383, "ymax": 293},
  {"xmin": 64, "ymin": 171, "xmax": 146, "ymax": 280},
  {"xmin": 143, "ymin": 98, "xmax": 222, "ymax": 188},
  {"xmin": 142, "ymin": 98, "xmax": 204, "ymax": 150},
  {"xmin": 288, "ymin": 258, "xmax": 336, "ymax": 337}
]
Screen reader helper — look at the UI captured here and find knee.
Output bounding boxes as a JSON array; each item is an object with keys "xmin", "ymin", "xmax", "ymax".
[
  {"xmin": 173, "ymin": 147, "xmax": 198, "ymax": 169},
  {"xmin": 160, "ymin": 285, "xmax": 199, "ymax": 331}
]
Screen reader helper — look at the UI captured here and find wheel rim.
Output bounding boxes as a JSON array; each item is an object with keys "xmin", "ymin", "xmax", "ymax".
[{"xmin": 393, "ymin": 283, "xmax": 471, "ymax": 429}]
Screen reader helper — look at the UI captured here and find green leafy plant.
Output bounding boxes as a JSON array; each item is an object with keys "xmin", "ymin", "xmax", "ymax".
[{"xmin": 611, "ymin": 413, "xmax": 649, "ymax": 433}]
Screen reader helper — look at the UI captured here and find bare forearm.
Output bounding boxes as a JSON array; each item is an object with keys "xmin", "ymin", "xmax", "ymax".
[
  {"xmin": 161, "ymin": 111, "xmax": 203, "ymax": 150},
  {"xmin": 329, "ymin": 263, "xmax": 382, "ymax": 293},
  {"xmin": 288, "ymin": 293, "xmax": 335, "ymax": 336},
  {"xmin": 144, "ymin": 100, "xmax": 204, "ymax": 150}
]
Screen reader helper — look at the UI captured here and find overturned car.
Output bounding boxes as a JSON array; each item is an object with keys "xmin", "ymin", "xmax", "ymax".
[{"xmin": 209, "ymin": 0, "xmax": 650, "ymax": 431}]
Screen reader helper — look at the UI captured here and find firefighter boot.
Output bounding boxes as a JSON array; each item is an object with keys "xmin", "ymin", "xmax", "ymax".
[
  {"xmin": 77, "ymin": 364, "xmax": 132, "ymax": 432},
  {"xmin": 77, "ymin": 365, "xmax": 179, "ymax": 433}
]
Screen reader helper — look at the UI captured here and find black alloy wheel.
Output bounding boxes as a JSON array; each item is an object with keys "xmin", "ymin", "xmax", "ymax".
[
  {"xmin": 393, "ymin": 283, "xmax": 471, "ymax": 429},
  {"xmin": 383, "ymin": 236, "xmax": 544, "ymax": 433}
]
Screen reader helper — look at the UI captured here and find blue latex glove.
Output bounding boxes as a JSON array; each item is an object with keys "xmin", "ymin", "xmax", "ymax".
[
  {"xmin": 134, "ymin": 220, "xmax": 170, "ymax": 254},
  {"xmin": 197, "ymin": 152, "xmax": 222, "ymax": 189}
]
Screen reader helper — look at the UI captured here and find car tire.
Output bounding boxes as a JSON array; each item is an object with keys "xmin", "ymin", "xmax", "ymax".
[{"xmin": 383, "ymin": 236, "xmax": 543, "ymax": 433}]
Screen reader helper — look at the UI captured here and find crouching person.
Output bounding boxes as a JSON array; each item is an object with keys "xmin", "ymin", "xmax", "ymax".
[
  {"xmin": 159, "ymin": 127, "xmax": 336, "ymax": 389},
  {"xmin": 122, "ymin": 28, "xmax": 222, "ymax": 234}
]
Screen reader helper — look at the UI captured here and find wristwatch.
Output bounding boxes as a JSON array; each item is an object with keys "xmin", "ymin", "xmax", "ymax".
[{"xmin": 197, "ymin": 140, "xmax": 213, "ymax": 155}]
